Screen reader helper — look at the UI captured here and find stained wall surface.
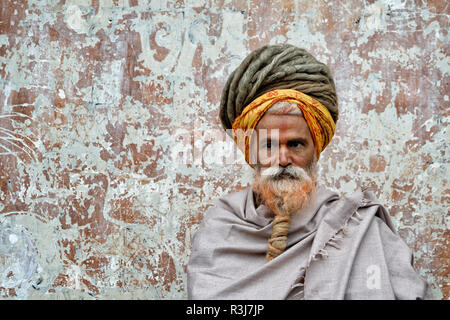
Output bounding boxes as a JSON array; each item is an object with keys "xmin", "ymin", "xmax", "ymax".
[{"xmin": 0, "ymin": 0, "xmax": 448, "ymax": 299}]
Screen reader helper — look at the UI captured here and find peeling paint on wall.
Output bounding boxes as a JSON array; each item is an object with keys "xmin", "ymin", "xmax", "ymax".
[{"xmin": 0, "ymin": 0, "xmax": 448, "ymax": 299}]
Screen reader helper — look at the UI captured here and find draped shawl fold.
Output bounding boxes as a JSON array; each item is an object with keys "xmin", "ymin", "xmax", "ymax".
[{"xmin": 186, "ymin": 187, "xmax": 430, "ymax": 300}]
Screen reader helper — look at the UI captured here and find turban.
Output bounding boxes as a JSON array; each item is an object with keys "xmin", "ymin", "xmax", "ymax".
[{"xmin": 219, "ymin": 44, "xmax": 338, "ymax": 165}]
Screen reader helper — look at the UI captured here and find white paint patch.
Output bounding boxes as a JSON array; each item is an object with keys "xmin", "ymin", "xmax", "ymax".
[
  {"xmin": 424, "ymin": 20, "xmax": 441, "ymax": 38},
  {"xmin": 0, "ymin": 35, "xmax": 9, "ymax": 47},
  {"xmin": 9, "ymin": 234, "xmax": 18, "ymax": 244},
  {"xmin": 433, "ymin": 49, "xmax": 450, "ymax": 76},
  {"xmin": 355, "ymin": 0, "xmax": 389, "ymax": 46},
  {"xmin": 64, "ymin": 5, "xmax": 89, "ymax": 35},
  {"xmin": 58, "ymin": 89, "xmax": 66, "ymax": 99},
  {"xmin": 367, "ymin": 46, "xmax": 422, "ymax": 71}
]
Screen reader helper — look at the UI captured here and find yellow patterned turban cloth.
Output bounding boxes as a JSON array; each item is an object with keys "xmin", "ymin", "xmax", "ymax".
[{"xmin": 232, "ymin": 89, "xmax": 335, "ymax": 166}]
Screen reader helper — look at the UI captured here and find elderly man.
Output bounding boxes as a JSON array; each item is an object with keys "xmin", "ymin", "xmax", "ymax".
[{"xmin": 186, "ymin": 44, "xmax": 430, "ymax": 299}]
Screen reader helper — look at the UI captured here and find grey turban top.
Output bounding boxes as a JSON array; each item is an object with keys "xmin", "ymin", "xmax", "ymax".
[{"xmin": 219, "ymin": 44, "xmax": 339, "ymax": 131}]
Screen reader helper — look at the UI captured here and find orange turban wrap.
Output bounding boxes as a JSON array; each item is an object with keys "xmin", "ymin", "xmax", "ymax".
[{"xmin": 232, "ymin": 89, "xmax": 335, "ymax": 166}]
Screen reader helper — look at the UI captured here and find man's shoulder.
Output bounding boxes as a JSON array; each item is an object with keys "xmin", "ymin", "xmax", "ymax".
[
  {"xmin": 322, "ymin": 186, "xmax": 398, "ymax": 236},
  {"xmin": 337, "ymin": 186, "xmax": 381, "ymax": 206},
  {"xmin": 201, "ymin": 186, "xmax": 252, "ymax": 222},
  {"xmin": 216, "ymin": 186, "xmax": 252, "ymax": 203},
  {"xmin": 211, "ymin": 186, "xmax": 252, "ymax": 209}
]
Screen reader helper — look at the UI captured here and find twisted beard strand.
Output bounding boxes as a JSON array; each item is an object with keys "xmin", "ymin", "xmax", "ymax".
[{"xmin": 252, "ymin": 163, "xmax": 317, "ymax": 261}]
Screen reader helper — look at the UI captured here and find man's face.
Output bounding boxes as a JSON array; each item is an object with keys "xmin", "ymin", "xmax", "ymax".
[
  {"xmin": 251, "ymin": 113, "xmax": 318, "ymax": 216},
  {"xmin": 254, "ymin": 114, "xmax": 316, "ymax": 170}
]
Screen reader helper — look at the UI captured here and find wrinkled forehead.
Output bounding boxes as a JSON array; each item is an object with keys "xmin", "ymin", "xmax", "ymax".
[
  {"xmin": 255, "ymin": 109, "xmax": 309, "ymax": 133},
  {"xmin": 265, "ymin": 101, "xmax": 303, "ymax": 116},
  {"xmin": 255, "ymin": 101, "xmax": 306, "ymax": 132}
]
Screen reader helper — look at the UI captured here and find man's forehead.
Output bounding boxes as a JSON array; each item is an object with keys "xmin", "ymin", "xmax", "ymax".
[
  {"xmin": 256, "ymin": 113, "xmax": 307, "ymax": 131},
  {"xmin": 254, "ymin": 112, "xmax": 313, "ymax": 143},
  {"xmin": 265, "ymin": 101, "xmax": 303, "ymax": 116}
]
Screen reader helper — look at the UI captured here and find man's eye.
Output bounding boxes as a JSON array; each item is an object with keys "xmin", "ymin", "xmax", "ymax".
[{"xmin": 289, "ymin": 141, "xmax": 303, "ymax": 148}]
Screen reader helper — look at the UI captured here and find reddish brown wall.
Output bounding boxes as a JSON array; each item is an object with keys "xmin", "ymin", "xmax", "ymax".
[{"xmin": 0, "ymin": 0, "xmax": 448, "ymax": 299}]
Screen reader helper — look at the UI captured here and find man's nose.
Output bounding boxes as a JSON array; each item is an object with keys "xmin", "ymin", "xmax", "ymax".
[{"xmin": 277, "ymin": 145, "xmax": 291, "ymax": 167}]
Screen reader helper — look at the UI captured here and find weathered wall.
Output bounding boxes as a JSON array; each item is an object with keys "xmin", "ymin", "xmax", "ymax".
[{"xmin": 0, "ymin": 0, "xmax": 448, "ymax": 299}]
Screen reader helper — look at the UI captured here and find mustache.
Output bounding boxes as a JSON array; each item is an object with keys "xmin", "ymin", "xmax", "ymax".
[{"xmin": 259, "ymin": 165, "xmax": 310, "ymax": 181}]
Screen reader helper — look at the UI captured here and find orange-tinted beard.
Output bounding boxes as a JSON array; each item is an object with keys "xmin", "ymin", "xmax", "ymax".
[{"xmin": 252, "ymin": 163, "xmax": 318, "ymax": 217}]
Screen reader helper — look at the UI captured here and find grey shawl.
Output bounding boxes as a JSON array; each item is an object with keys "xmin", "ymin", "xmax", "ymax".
[{"xmin": 186, "ymin": 186, "xmax": 430, "ymax": 300}]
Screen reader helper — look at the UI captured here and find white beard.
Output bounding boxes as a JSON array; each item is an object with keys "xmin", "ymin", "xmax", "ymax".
[{"xmin": 252, "ymin": 161, "xmax": 318, "ymax": 216}]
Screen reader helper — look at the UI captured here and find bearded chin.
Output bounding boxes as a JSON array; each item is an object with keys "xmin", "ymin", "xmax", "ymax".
[
  {"xmin": 253, "ymin": 162, "xmax": 318, "ymax": 261},
  {"xmin": 252, "ymin": 162, "xmax": 318, "ymax": 217}
]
